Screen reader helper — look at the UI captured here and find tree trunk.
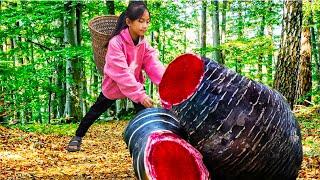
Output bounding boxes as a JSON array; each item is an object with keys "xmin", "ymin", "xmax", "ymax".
[
  {"xmin": 162, "ymin": 28, "xmax": 165, "ymax": 62},
  {"xmin": 221, "ymin": 0, "xmax": 227, "ymax": 64},
  {"xmin": 55, "ymin": 35, "xmax": 65, "ymax": 120},
  {"xmin": 310, "ymin": 16, "xmax": 318, "ymax": 74},
  {"xmin": 201, "ymin": 0, "xmax": 207, "ymax": 56},
  {"xmin": 310, "ymin": 23, "xmax": 319, "ymax": 93},
  {"xmin": 212, "ymin": 0, "xmax": 222, "ymax": 63},
  {"xmin": 273, "ymin": 0, "xmax": 302, "ymax": 109},
  {"xmin": 296, "ymin": 27, "xmax": 312, "ymax": 106},
  {"xmin": 258, "ymin": 12, "xmax": 266, "ymax": 82},
  {"xmin": 76, "ymin": 1, "xmax": 87, "ymax": 117},
  {"xmin": 0, "ymin": 17, "xmax": 5, "ymax": 123},
  {"xmin": 236, "ymin": 1, "xmax": 244, "ymax": 74},
  {"xmin": 267, "ymin": 25, "xmax": 273, "ymax": 87},
  {"xmin": 106, "ymin": 0, "xmax": 115, "ymax": 15},
  {"xmin": 9, "ymin": 34, "xmax": 21, "ymax": 123},
  {"xmin": 63, "ymin": 1, "xmax": 82, "ymax": 123},
  {"xmin": 149, "ymin": 31, "xmax": 155, "ymax": 99},
  {"xmin": 316, "ymin": 11, "xmax": 320, "ymax": 92},
  {"xmin": 184, "ymin": 31, "xmax": 187, "ymax": 53}
]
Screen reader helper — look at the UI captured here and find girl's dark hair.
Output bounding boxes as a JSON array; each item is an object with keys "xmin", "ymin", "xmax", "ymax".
[{"xmin": 107, "ymin": 1, "xmax": 149, "ymax": 46}]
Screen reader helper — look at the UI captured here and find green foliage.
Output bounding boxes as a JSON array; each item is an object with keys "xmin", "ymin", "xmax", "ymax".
[
  {"xmin": 296, "ymin": 106, "xmax": 320, "ymax": 157},
  {"xmin": 0, "ymin": 0, "xmax": 319, "ymax": 125},
  {"xmin": 221, "ymin": 36, "xmax": 275, "ymax": 85},
  {"xmin": 147, "ymin": 0, "xmax": 197, "ymax": 64},
  {"xmin": 7, "ymin": 123, "xmax": 78, "ymax": 136}
]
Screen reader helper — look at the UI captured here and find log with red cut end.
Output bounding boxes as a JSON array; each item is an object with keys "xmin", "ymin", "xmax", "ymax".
[
  {"xmin": 123, "ymin": 108, "xmax": 209, "ymax": 180},
  {"xmin": 159, "ymin": 54, "xmax": 303, "ymax": 179}
]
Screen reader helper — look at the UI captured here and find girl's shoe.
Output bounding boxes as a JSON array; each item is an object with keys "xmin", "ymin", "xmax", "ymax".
[{"xmin": 67, "ymin": 136, "xmax": 82, "ymax": 152}]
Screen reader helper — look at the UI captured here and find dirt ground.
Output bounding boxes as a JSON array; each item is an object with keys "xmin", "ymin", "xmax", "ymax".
[{"xmin": 0, "ymin": 120, "xmax": 319, "ymax": 179}]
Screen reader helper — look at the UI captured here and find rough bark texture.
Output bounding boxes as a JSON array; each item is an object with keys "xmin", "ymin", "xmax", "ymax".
[
  {"xmin": 296, "ymin": 27, "xmax": 312, "ymax": 105},
  {"xmin": 273, "ymin": 0, "xmax": 303, "ymax": 109}
]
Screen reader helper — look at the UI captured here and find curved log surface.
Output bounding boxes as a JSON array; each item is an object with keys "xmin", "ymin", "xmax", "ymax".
[
  {"xmin": 123, "ymin": 108, "xmax": 209, "ymax": 180},
  {"xmin": 159, "ymin": 54, "xmax": 303, "ymax": 180}
]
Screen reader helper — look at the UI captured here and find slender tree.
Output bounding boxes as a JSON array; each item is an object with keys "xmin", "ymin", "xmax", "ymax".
[
  {"xmin": 235, "ymin": 0, "xmax": 244, "ymax": 74},
  {"xmin": 0, "ymin": 0, "xmax": 4, "ymax": 123},
  {"xmin": 56, "ymin": 14, "xmax": 66, "ymax": 121},
  {"xmin": 310, "ymin": 15, "xmax": 318, "ymax": 75},
  {"xmin": 266, "ymin": 25, "xmax": 273, "ymax": 86},
  {"xmin": 201, "ymin": 0, "xmax": 207, "ymax": 56},
  {"xmin": 211, "ymin": 0, "xmax": 222, "ymax": 63},
  {"xmin": 315, "ymin": 10, "xmax": 320, "ymax": 92},
  {"xmin": 76, "ymin": 1, "xmax": 87, "ymax": 117},
  {"xmin": 266, "ymin": 0, "xmax": 275, "ymax": 87},
  {"xmin": 63, "ymin": 1, "xmax": 82, "ymax": 122},
  {"xmin": 221, "ymin": 0, "xmax": 227, "ymax": 63},
  {"xmin": 274, "ymin": 0, "xmax": 303, "ymax": 109},
  {"xmin": 257, "ymin": 2, "xmax": 266, "ymax": 82}
]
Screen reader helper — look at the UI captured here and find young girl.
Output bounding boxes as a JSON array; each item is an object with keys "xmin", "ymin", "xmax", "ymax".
[{"xmin": 67, "ymin": 1, "xmax": 165, "ymax": 152}]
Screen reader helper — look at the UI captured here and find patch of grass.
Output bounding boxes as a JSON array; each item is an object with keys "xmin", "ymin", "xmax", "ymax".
[
  {"xmin": 5, "ymin": 118, "xmax": 129, "ymax": 136},
  {"xmin": 7, "ymin": 123, "xmax": 79, "ymax": 136},
  {"xmin": 295, "ymin": 105, "xmax": 320, "ymax": 157}
]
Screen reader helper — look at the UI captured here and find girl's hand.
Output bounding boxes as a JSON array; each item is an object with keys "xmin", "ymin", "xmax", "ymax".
[{"xmin": 142, "ymin": 96, "xmax": 154, "ymax": 108}]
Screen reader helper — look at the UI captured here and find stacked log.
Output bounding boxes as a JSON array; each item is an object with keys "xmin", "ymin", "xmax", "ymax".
[{"xmin": 124, "ymin": 108, "xmax": 209, "ymax": 180}]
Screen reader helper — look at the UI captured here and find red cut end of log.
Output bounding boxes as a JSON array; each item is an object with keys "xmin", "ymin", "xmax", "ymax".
[
  {"xmin": 159, "ymin": 53, "xmax": 204, "ymax": 107},
  {"xmin": 145, "ymin": 132, "xmax": 209, "ymax": 180}
]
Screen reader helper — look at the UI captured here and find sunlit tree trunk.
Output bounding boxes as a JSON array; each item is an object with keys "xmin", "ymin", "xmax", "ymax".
[
  {"xmin": 221, "ymin": 0, "xmax": 227, "ymax": 64},
  {"xmin": 296, "ymin": 27, "xmax": 312, "ymax": 105},
  {"xmin": 309, "ymin": 16, "xmax": 318, "ymax": 74},
  {"xmin": 0, "ymin": 1, "xmax": 4, "ymax": 123},
  {"xmin": 63, "ymin": 1, "xmax": 82, "ymax": 123},
  {"xmin": 310, "ymin": 23, "xmax": 319, "ymax": 95},
  {"xmin": 258, "ymin": 10, "xmax": 266, "ymax": 82},
  {"xmin": 9, "ymin": 22, "xmax": 21, "ymax": 123},
  {"xmin": 201, "ymin": 0, "xmax": 207, "ymax": 56},
  {"xmin": 274, "ymin": 0, "xmax": 302, "ymax": 109},
  {"xmin": 316, "ymin": 11, "xmax": 320, "ymax": 92},
  {"xmin": 76, "ymin": 1, "xmax": 87, "ymax": 117},
  {"xmin": 236, "ymin": 0, "xmax": 244, "ymax": 74},
  {"xmin": 55, "ymin": 28, "xmax": 66, "ymax": 120},
  {"xmin": 267, "ymin": 25, "xmax": 273, "ymax": 87},
  {"xmin": 211, "ymin": 0, "xmax": 222, "ymax": 63},
  {"xmin": 149, "ymin": 32, "xmax": 155, "ymax": 99}
]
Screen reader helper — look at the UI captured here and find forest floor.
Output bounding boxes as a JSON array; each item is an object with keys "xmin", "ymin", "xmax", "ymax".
[{"xmin": 0, "ymin": 106, "xmax": 319, "ymax": 179}]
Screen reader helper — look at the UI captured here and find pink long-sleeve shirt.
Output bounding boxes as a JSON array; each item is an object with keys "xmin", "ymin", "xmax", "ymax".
[{"xmin": 102, "ymin": 28, "xmax": 165, "ymax": 104}]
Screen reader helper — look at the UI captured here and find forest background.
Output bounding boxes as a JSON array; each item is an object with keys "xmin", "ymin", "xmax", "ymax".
[{"xmin": 0, "ymin": 0, "xmax": 319, "ymax": 179}]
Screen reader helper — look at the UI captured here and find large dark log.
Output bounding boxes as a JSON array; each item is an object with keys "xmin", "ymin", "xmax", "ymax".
[
  {"xmin": 123, "ymin": 108, "xmax": 209, "ymax": 180},
  {"xmin": 159, "ymin": 54, "xmax": 303, "ymax": 180}
]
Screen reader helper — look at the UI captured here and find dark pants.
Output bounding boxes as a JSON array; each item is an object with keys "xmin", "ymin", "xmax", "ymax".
[{"xmin": 75, "ymin": 92, "xmax": 145, "ymax": 137}]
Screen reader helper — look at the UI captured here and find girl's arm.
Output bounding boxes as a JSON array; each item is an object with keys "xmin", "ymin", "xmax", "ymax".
[
  {"xmin": 143, "ymin": 43, "xmax": 166, "ymax": 85},
  {"xmin": 104, "ymin": 39, "xmax": 148, "ymax": 104}
]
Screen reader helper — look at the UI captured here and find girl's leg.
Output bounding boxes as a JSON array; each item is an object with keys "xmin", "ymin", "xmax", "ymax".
[{"xmin": 75, "ymin": 92, "xmax": 115, "ymax": 137}]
